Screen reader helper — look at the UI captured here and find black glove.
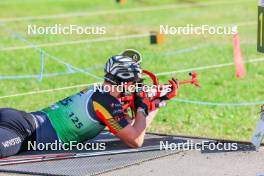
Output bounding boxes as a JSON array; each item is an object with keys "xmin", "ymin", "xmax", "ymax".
[{"xmin": 134, "ymin": 93, "xmax": 149, "ymax": 116}]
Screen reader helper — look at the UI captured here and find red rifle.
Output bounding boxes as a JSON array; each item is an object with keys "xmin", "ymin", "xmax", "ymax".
[{"xmin": 119, "ymin": 70, "xmax": 200, "ymax": 118}]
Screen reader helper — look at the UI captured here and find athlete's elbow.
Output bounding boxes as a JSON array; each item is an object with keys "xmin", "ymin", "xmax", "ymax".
[
  {"xmin": 117, "ymin": 127, "xmax": 145, "ymax": 148},
  {"xmin": 132, "ymin": 141, "xmax": 144, "ymax": 148},
  {"xmin": 125, "ymin": 138, "xmax": 144, "ymax": 148}
]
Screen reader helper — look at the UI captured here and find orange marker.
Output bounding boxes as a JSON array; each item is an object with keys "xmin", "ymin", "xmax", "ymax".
[{"xmin": 233, "ymin": 31, "xmax": 246, "ymax": 78}]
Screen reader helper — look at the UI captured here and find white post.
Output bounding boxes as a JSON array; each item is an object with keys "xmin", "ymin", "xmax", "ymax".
[{"xmin": 252, "ymin": 105, "xmax": 264, "ymax": 149}]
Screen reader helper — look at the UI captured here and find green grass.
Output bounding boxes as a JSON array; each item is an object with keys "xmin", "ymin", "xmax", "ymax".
[{"xmin": 0, "ymin": 0, "xmax": 262, "ymax": 141}]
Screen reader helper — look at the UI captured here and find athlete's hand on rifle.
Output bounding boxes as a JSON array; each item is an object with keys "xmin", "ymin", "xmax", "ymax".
[
  {"xmin": 134, "ymin": 90, "xmax": 161, "ymax": 116},
  {"xmin": 134, "ymin": 93, "xmax": 149, "ymax": 116},
  {"xmin": 159, "ymin": 78, "xmax": 179, "ymax": 102}
]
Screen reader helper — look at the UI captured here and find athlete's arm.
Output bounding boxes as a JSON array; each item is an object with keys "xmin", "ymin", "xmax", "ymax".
[
  {"xmin": 91, "ymin": 91, "xmax": 159, "ymax": 148},
  {"xmin": 116, "ymin": 95, "xmax": 160, "ymax": 148},
  {"xmin": 116, "ymin": 109, "xmax": 158, "ymax": 148}
]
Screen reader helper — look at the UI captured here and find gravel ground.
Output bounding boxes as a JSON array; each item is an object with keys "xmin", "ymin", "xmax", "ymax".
[{"xmin": 102, "ymin": 147, "xmax": 264, "ymax": 176}]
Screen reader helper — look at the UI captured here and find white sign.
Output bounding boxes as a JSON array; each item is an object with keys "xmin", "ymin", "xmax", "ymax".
[{"xmin": 252, "ymin": 107, "xmax": 264, "ymax": 149}]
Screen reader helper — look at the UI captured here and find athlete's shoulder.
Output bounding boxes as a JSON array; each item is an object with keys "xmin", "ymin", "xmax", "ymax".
[
  {"xmin": 91, "ymin": 90, "xmax": 129, "ymax": 134},
  {"xmin": 91, "ymin": 90, "xmax": 122, "ymax": 110}
]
